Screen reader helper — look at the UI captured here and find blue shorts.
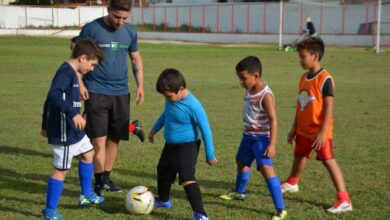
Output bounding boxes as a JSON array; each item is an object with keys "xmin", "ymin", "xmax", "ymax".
[{"xmin": 236, "ymin": 133, "xmax": 273, "ymax": 168}]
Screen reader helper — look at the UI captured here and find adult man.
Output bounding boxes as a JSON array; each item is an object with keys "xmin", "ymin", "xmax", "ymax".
[{"xmin": 77, "ymin": 0, "xmax": 144, "ymax": 195}]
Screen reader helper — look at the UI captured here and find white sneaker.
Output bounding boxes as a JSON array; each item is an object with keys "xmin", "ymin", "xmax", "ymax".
[
  {"xmin": 327, "ymin": 200, "xmax": 353, "ymax": 213},
  {"xmin": 281, "ymin": 181, "xmax": 299, "ymax": 193}
]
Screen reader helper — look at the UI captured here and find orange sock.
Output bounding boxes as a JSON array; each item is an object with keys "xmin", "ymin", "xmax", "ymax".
[
  {"xmin": 337, "ymin": 191, "xmax": 351, "ymax": 203},
  {"xmin": 287, "ymin": 176, "xmax": 300, "ymax": 185},
  {"xmin": 129, "ymin": 123, "xmax": 135, "ymax": 133}
]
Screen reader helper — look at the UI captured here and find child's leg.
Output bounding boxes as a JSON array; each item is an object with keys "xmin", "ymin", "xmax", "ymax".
[
  {"xmin": 322, "ymin": 159, "xmax": 350, "ymax": 202},
  {"xmin": 157, "ymin": 143, "xmax": 176, "ymax": 202},
  {"xmin": 183, "ymin": 181, "xmax": 207, "ymax": 216},
  {"xmin": 259, "ymin": 165, "xmax": 285, "ymax": 211},
  {"xmin": 286, "ymin": 155, "xmax": 307, "ymax": 185},
  {"xmin": 235, "ymin": 160, "xmax": 251, "ymax": 194},
  {"xmin": 79, "ymin": 150, "xmax": 94, "ymax": 196},
  {"xmin": 45, "ymin": 169, "xmax": 67, "ymax": 210}
]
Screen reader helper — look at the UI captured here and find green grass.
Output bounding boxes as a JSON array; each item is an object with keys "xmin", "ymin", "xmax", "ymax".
[{"xmin": 0, "ymin": 36, "xmax": 389, "ymax": 220}]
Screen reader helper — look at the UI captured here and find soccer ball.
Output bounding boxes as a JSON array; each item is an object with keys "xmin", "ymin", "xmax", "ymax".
[{"xmin": 125, "ymin": 186, "xmax": 155, "ymax": 214}]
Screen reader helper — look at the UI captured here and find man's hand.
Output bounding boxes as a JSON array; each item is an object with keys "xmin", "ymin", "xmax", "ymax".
[{"xmin": 136, "ymin": 87, "xmax": 144, "ymax": 106}]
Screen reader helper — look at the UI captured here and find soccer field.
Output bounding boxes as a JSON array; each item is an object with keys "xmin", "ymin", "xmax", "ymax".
[{"xmin": 0, "ymin": 36, "xmax": 389, "ymax": 220}]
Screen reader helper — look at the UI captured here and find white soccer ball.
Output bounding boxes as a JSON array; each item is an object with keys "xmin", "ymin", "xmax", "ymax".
[{"xmin": 125, "ymin": 186, "xmax": 155, "ymax": 215}]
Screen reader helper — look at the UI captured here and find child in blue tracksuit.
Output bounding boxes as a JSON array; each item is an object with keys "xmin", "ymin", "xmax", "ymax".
[
  {"xmin": 41, "ymin": 38, "xmax": 105, "ymax": 220},
  {"xmin": 148, "ymin": 68, "xmax": 218, "ymax": 220}
]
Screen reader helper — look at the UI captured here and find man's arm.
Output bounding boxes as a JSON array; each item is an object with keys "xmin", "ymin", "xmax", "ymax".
[{"xmin": 130, "ymin": 51, "xmax": 144, "ymax": 106}]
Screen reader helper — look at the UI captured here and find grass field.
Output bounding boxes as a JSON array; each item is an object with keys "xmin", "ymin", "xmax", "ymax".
[{"xmin": 0, "ymin": 36, "xmax": 389, "ymax": 220}]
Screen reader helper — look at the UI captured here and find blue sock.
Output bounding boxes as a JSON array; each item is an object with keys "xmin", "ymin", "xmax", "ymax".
[
  {"xmin": 45, "ymin": 178, "xmax": 64, "ymax": 210},
  {"xmin": 235, "ymin": 171, "xmax": 250, "ymax": 194},
  {"xmin": 266, "ymin": 176, "xmax": 285, "ymax": 210},
  {"xmin": 79, "ymin": 161, "xmax": 93, "ymax": 196}
]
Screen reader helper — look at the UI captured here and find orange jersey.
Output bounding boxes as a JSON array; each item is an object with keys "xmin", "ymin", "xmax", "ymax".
[{"xmin": 296, "ymin": 69, "xmax": 334, "ymax": 139}]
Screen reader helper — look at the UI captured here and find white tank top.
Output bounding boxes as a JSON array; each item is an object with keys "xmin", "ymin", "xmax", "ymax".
[{"xmin": 243, "ymin": 84, "xmax": 274, "ymax": 137}]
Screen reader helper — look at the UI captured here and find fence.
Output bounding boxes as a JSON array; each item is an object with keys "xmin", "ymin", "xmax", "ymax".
[{"xmin": 0, "ymin": 2, "xmax": 389, "ymax": 45}]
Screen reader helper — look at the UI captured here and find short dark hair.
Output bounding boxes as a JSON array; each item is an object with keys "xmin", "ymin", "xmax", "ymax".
[
  {"xmin": 71, "ymin": 38, "xmax": 105, "ymax": 64},
  {"xmin": 109, "ymin": 0, "xmax": 132, "ymax": 11},
  {"xmin": 235, "ymin": 56, "xmax": 262, "ymax": 76},
  {"xmin": 297, "ymin": 37, "xmax": 325, "ymax": 61},
  {"xmin": 156, "ymin": 68, "xmax": 187, "ymax": 94}
]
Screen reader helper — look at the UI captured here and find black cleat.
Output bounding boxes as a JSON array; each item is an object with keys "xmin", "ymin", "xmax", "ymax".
[{"xmin": 103, "ymin": 179, "xmax": 123, "ymax": 192}]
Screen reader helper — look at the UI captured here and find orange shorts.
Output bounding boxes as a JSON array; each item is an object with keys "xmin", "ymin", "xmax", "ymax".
[{"xmin": 294, "ymin": 135, "xmax": 334, "ymax": 160}]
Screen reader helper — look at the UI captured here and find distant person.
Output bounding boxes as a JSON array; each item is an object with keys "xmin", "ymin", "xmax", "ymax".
[
  {"xmin": 283, "ymin": 17, "xmax": 319, "ymax": 52},
  {"xmin": 148, "ymin": 68, "xmax": 218, "ymax": 220},
  {"xmin": 75, "ymin": 0, "xmax": 145, "ymax": 195},
  {"xmin": 219, "ymin": 56, "xmax": 287, "ymax": 220},
  {"xmin": 281, "ymin": 37, "xmax": 353, "ymax": 213},
  {"xmin": 41, "ymin": 38, "xmax": 105, "ymax": 220}
]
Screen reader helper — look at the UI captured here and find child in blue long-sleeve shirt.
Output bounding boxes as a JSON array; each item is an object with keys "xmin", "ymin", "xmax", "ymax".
[{"xmin": 148, "ymin": 68, "xmax": 217, "ymax": 220}]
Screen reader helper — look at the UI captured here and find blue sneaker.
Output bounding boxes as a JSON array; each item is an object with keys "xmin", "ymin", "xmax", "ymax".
[
  {"xmin": 79, "ymin": 191, "xmax": 105, "ymax": 206},
  {"xmin": 42, "ymin": 208, "xmax": 64, "ymax": 220},
  {"xmin": 193, "ymin": 212, "xmax": 209, "ymax": 220},
  {"xmin": 154, "ymin": 198, "xmax": 172, "ymax": 208}
]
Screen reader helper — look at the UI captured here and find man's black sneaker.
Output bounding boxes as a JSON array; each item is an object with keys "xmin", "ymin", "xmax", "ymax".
[
  {"xmin": 94, "ymin": 184, "xmax": 106, "ymax": 196},
  {"xmin": 104, "ymin": 179, "xmax": 123, "ymax": 192},
  {"xmin": 130, "ymin": 120, "xmax": 145, "ymax": 142}
]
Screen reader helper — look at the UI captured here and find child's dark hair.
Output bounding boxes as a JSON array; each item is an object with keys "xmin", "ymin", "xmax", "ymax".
[
  {"xmin": 71, "ymin": 38, "xmax": 105, "ymax": 64},
  {"xmin": 156, "ymin": 68, "xmax": 186, "ymax": 94},
  {"xmin": 235, "ymin": 56, "xmax": 262, "ymax": 76},
  {"xmin": 297, "ymin": 37, "xmax": 325, "ymax": 61},
  {"xmin": 109, "ymin": 0, "xmax": 132, "ymax": 11}
]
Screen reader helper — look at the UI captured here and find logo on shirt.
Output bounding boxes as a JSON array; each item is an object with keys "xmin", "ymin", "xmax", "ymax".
[
  {"xmin": 99, "ymin": 42, "xmax": 129, "ymax": 51},
  {"xmin": 298, "ymin": 89, "xmax": 315, "ymax": 111}
]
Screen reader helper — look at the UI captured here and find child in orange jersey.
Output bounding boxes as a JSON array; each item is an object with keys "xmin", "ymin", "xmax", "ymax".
[{"xmin": 281, "ymin": 37, "xmax": 352, "ymax": 213}]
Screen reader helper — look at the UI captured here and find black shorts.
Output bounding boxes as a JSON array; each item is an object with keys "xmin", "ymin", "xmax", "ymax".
[
  {"xmin": 85, "ymin": 92, "xmax": 130, "ymax": 140},
  {"xmin": 157, "ymin": 140, "xmax": 200, "ymax": 185}
]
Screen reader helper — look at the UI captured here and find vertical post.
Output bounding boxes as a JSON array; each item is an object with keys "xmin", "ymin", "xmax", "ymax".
[
  {"xmin": 52, "ymin": 4, "xmax": 54, "ymax": 28},
  {"xmin": 365, "ymin": 2, "xmax": 369, "ymax": 34},
  {"xmin": 176, "ymin": 6, "xmax": 179, "ymax": 32},
  {"xmin": 153, "ymin": 6, "xmax": 155, "ymax": 32},
  {"xmin": 320, "ymin": 0, "xmax": 323, "ymax": 34},
  {"xmin": 278, "ymin": 0, "xmax": 283, "ymax": 49},
  {"xmin": 131, "ymin": 6, "xmax": 134, "ymax": 25},
  {"xmin": 78, "ymin": 7, "xmax": 81, "ymax": 27},
  {"xmin": 202, "ymin": 5, "xmax": 205, "ymax": 33},
  {"xmin": 246, "ymin": 4, "xmax": 250, "ymax": 34},
  {"xmin": 263, "ymin": 3, "xmax": 267, "ymax": 33},
  {"xmin": 376, "ymin": 0, "xmax": 382, "ymax": 54},
  {"xmin": 141, "ymin": 6, "xmax": 144, "ymax": 31},
  {"xmin": 216, "ymin": 5, "xmax": 219, "ymax": 33},
  {"xmin": 299, "ymin": 1, "xmax": 303, "ymax": 33},
  {"xmin": 231, "ymin": 4, "xmax": 234, "ymax": 33},
  {"xmin": 25, "ymin": 7, "xmax": 27, "ymax": 28},
  {"xmin": 189, "ymin": 6, "xmax": 192, "ymax": 33},
  {"xmin": 342, "ymin": 5, "xmax": 346, "ymax": 34},
  {"xmin": 164, "ymin": 7, "xmax": 167, "ymax": 32}
]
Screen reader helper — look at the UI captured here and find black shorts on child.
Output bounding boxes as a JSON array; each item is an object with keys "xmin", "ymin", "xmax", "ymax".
[{"xmin": 157, "ymin": 140, "xmax": 201, "ymax": 184}]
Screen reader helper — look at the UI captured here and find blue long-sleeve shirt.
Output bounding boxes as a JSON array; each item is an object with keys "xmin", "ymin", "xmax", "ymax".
[
  {"xmin": 41, "ymin": 62, "xmax": 85, "ymax": 145},
  {"xmin": 152, "ymin": 92, "xmax": 216, "ymax": 160}
]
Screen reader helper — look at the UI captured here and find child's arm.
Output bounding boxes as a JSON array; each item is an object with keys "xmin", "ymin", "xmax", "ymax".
[
  {"xmin": 76, "ymin": 72, "xmax": 89, "ymax": 100},
  {"xmin": 312, "ymin": 96, "xmax": 333, "ymax": 150},
  {"xmin": 287, "ymin": 114, "xmax": 297, "ymax": 144},
  {"xmin": 194, "ymin": 105, "xmax": 217, "ymax": 165},
  {"xmin": 72, "ymin": 114, "xmax": 86, "ymax": 131},
  {"xmin": 262, "ymin": 93, "xmax": 278, "ymax": 158},
  {"xmin": 148, "ymin": 111, "xmax": 165, "ymax": 143},
  {"xmin": 48, "ymin": 73, "xmax": 79, "ymax": 124}
]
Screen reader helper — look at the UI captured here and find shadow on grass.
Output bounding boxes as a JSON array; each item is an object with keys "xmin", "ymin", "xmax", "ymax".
[
  {"xmin": 0, "ymin": 145, "xmax": 51, "ymax": 158},
  {"xmin": 284, "ymin": 194, "xmax": 330, "ymax": 210},
  {"xmin": 0, "ymin": 205, "xmax": 41, "ymax": 218},
  {"xmin": 0, "ymin": 167, "xmax": 80, "ymax": 197}
]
